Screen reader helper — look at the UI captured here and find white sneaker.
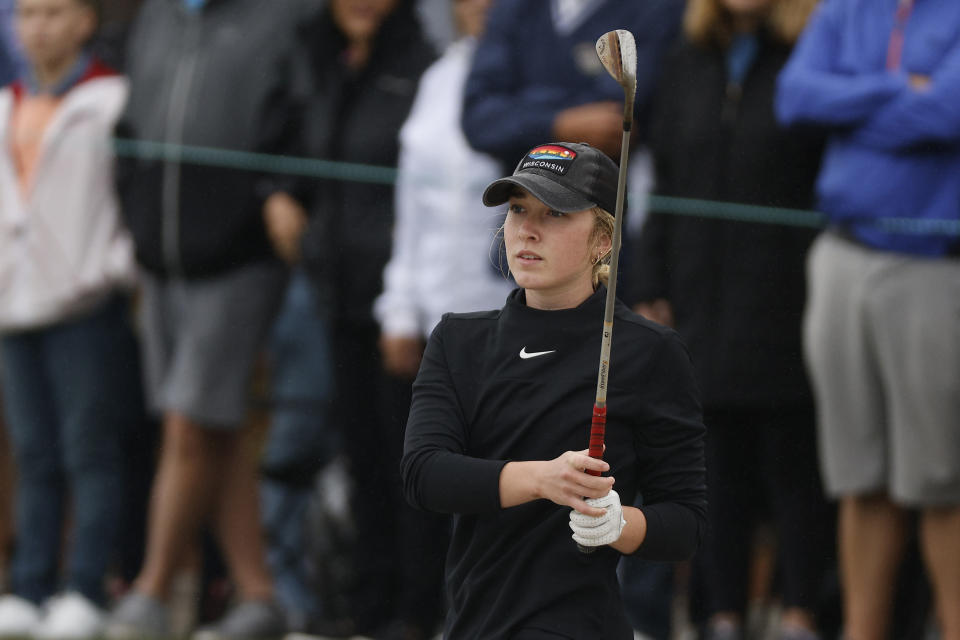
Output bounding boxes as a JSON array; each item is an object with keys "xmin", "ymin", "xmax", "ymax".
[
  {"xmin": 0, "ymin": 594, "xmax": 43, "ymax": 637},
  {"xmin": 34, "ymin": 592, "xmax": 105, "ymax": 640}
]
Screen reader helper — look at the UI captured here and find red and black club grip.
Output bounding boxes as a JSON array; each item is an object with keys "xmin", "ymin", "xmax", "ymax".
[{"xmin": 586, "ymin": 404, "xmax": 606, "ymax": 476}]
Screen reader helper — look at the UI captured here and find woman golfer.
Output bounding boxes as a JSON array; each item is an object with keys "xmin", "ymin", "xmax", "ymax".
[{"xmin": 401, "ymin": 142, "xmax": 707, "ymax": 639}]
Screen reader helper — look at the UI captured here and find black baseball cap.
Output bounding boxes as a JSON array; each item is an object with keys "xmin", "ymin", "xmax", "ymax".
[{"xmin": 482, "ymin": 142, "xmax": 619, "ymax": 213}]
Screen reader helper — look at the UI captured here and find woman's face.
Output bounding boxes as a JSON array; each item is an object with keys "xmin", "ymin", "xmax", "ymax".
[
  {"xmin": 504, "ymin": 189, "xmax": 610, "ymax": 310},
  {"xmin": 331, "ymin": 0, "xmax": 400, "ymax": 44}
]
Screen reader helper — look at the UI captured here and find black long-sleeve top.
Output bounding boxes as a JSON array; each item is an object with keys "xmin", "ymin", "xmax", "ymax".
[{"xmin": 401, "ymin": 286, "xmax": 706, "ymax": 640}]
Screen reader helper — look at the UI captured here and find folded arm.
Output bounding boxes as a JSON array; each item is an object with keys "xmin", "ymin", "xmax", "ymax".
[
  {"xmin": 776, "ymin": 0, "xmax": 904, "ymax": 128},
  {"xmin": 852, "ymin": 40, "xmax": 960, "ymax": 150}
]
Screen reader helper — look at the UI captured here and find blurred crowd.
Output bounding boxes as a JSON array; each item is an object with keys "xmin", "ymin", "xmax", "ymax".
[{"xmin": 0, "ymin": 0, "xmax": 957, "ymax": 640}]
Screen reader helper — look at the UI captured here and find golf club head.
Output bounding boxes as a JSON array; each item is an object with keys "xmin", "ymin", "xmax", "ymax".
[{"xmin": 596, "ymin": 29, "xmax": 637, "ymax": 96}]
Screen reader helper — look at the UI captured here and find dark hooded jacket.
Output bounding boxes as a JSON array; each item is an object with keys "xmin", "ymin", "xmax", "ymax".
[
  {"xmin": 296, "ymin": 1, "xmax": 436, "ymax": 329},
  {"xmin": 117, "ymin": 0, "xmax": 306, "ymax": 277}
]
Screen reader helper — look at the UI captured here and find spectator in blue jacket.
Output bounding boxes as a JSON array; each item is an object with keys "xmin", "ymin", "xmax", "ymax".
[
  {"xmin": 461, "ymin": 0, "xmax": 683, "ymax": 168},
  {"xmin": 776, "ymin": 1, "xmax": 960, "ymax": 639}
]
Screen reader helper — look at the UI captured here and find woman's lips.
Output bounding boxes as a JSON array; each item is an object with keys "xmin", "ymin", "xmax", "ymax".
[{"xmin": 515, "ymin": 251, "xmax": 543, "ymax": 264}]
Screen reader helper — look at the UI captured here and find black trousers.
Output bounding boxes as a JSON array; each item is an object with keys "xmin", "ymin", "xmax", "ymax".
[
  {"xmin": 332, "ymin": 325, "xmax": 448, "ymax": 631},
  {"xmin": 700, "ymin": 407, "xmax": 835, "ymax": 616}
]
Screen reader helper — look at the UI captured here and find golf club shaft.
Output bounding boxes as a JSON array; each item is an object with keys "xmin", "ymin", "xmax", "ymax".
[{"xmin": 586, "ymin": 125, "xmax": 631, "ymax": 474}]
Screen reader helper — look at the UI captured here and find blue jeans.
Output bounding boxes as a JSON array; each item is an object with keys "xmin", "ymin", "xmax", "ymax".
[
  {"xmin": 619, "ymin": 556, "xmax": 674, "ymax": 640},
  {"xmin": 619, "ymin": 492, "xmax": 675, "ymax": 640},
  {"xmin": 0, "ymin": 295, "xmax": 144, "ymax": 605},
  {"xmin": 260, "ymin": 271, "xmax": 336, "ymax": 629}
]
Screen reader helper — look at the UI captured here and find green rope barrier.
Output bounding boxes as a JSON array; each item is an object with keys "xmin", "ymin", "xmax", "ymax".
[
  {"xmin": 113, "ymin": 138, "xmax": 398, "ymax": 185},
  {"xmin": 112, "ymin": 138, "xmax": 959, "ymax": 237},
  {"xmin": 647, "ymin": 194, "xmax": 825, "ymax": 228}
]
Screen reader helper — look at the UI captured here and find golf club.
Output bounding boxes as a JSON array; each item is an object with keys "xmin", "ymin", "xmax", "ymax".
[
  {"xmin": 586, "ymin": 28, "xmax": 637, "ymax": 473},
  {"xmin": 578, "ymin": 28, "xmax": 637, "ymax": 554}
]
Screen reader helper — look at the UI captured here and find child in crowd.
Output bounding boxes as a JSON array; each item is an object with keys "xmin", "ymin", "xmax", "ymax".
[{"xmin": 0, "ymin": 0, "xmax": 142, "ymax": 637}]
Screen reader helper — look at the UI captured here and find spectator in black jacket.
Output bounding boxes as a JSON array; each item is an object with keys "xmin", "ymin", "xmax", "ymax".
[
  {"xmin": 260, "ymin": 0, "xmax": 439, "ymax": 636},
  {"xmin": 630, "ymin": 1, "xmax": 830, "ymax": 639},
  {"xmin": 103, "ymin": 1, "xmax": 309, "ymax": 638}
]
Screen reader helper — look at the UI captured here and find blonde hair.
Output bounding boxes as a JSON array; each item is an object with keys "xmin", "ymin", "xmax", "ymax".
[
  {"xmin": 590, "ymin": 207, "xmax": 615, "ymax": 288},
  {"xmin": 683, "ymin": 0, "xmax": 818, "ymax": 47}
]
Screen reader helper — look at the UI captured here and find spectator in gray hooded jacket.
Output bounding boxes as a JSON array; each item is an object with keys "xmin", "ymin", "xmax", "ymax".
[{"xmin": 104, "ymin": 1, "xmax": 310, "ymax": 638}]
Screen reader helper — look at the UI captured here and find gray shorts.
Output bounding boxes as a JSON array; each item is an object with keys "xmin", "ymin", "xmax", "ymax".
[
  {"xmin": 804, "ymin": 232, "xmax": 960, "ymax": 506},
  {"xmin": 138, "ymin": 262, "xmax": 286, "ymax": 429}
]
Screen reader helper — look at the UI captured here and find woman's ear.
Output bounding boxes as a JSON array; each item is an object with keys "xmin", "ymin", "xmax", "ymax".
[{"xmin": 596, "ymin": 232, "xmax": 613, "ymax": 259}]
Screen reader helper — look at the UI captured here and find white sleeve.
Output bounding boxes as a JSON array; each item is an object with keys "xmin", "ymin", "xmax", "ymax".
[{"xmin": 374, "ymin": 140, "xmax": 423, "ymax": 338}]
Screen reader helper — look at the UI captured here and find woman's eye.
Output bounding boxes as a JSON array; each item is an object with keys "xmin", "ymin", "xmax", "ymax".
[
  {"xmin": 548, "ymin": 210, "xmax": 567, "ymax": 218},
  {"xmin": 508, "ymin": 204, "xmax": 524, "ymax": 214}
]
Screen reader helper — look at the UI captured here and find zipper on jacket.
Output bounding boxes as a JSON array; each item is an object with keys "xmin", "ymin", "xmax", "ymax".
[{"xmin": 161, "ymin": 12, "xmax": 203, "ymax": 277}]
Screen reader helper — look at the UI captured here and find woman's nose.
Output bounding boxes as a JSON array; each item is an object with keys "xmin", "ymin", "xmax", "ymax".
[{"xmin": 517, "ymin": 217, "xmax": 539, "ymax": 238}]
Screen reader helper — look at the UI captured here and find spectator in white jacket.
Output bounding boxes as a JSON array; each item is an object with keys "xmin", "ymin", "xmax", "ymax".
[
  {"xmin": 375, "ymin": 0, "xmax": 510, "ymax": 380},
  {"xmin": 372, "ymin": 9, "xmax": 506, "ymax": 634},
  {"xmin": 0, "ymin": 1, "xmax": 144, "ymax": 637}
]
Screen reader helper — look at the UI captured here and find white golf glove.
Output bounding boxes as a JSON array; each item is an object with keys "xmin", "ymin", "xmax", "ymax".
[{"xmin": 569, "ymin": 489, "xmax": 626, "ymax": 547}]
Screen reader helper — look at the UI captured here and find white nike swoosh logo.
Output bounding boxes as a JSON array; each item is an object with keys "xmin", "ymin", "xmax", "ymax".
[{"xmin": 519, "ymin": 347, "xmax": 556, "ymax": 359}]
